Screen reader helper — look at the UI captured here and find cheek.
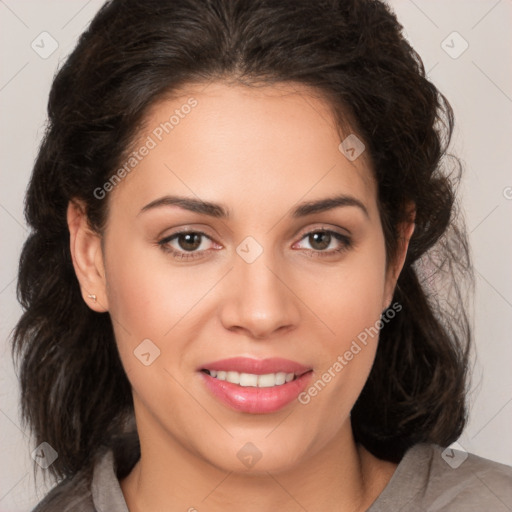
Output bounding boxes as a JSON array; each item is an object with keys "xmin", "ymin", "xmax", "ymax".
[
  {"xmin": 301, "ymin": 273, "xmax": 386, "ymax": 435},
  {"xmin": 309, "ymin": 238, "xmax": 388, "ymax": 394},
  {"xmin": 104, "ymin": 233, "xmax": 209, "ymax": 334},
  {"xmin": 320, "ymin": 246, "xmax": 388, "ymax": 343},
  {"xmin": 102, "ymin": 233, "xmax": 213, "ymax": 383}
]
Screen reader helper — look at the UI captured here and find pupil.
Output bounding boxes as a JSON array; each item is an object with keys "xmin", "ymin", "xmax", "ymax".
[
  {"xmin": 179, "ymin": 233, "xmax": 201, "ymax": 251},
  {"xmin": 310, "ymin": 232, "xmax": 330, "ymax": 250}
]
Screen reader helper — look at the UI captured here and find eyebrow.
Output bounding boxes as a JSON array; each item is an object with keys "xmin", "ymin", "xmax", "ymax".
[{"xmin": 139, "ymin": 193, "xmax": 369, "ymax": 219}]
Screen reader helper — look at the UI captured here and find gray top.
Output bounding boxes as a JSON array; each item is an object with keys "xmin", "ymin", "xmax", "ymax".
[{"xmin": 33, "ymin": 443, "xmax": 512, "ymax": 511}]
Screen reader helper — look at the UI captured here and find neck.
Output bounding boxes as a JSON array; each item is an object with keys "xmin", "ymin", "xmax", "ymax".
[{"xmin": 120, "ymin": 411, "xmax": 397, "ymax": 512}]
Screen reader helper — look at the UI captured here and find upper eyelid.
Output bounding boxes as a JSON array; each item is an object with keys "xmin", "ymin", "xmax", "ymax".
[{"xmin": 297, "ymin": 225, "xmax": 351, "ymax": 239}]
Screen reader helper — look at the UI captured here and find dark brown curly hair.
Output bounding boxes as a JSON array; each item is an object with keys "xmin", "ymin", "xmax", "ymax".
[{"xmin": 12, "ymin": 0, "xmax": 473, "ymax": 486}]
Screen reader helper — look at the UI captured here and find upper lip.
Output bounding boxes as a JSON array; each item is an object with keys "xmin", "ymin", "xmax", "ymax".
[{"xmin": 199, "ymin": 357, "xmax": 311, "ymax": 376}]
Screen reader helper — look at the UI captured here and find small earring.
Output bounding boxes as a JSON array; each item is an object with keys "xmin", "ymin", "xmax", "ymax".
[{"xmin": 87, "ymin": 294, "xmax": 97, "ymax": 302}]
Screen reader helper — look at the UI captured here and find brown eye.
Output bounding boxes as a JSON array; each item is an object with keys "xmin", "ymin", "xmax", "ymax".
[
  {"xmin": 158, "ymin": 230, "xmax": 216, "ymax": 261},
  {"xmin": 294, "ymin": 228, "xmax": 352, "ymax": 258},
  {"xmin": 176, "ymin": 233, "xmax": 202, "ymax": 251},
  {"xmin": 308, "ymin": 231, "xmax": 332, "ymax": 251}
]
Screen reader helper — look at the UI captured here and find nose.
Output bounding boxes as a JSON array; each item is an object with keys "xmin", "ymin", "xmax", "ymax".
[{"xmin": 218, "ymin": 250, "xmax": 301, "ymax": 340}]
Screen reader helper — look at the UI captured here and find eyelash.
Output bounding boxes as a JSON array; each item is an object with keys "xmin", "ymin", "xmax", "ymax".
[{"xmin": 157, "ymin": 227, "xmax": 352, "ymax": 261}]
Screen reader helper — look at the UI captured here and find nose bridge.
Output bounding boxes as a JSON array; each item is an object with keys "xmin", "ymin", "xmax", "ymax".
[{"xmin": 219, "ymin": 236, "xmax": 299, "ymax": 338}]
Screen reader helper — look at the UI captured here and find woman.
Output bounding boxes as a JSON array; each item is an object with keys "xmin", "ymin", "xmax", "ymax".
[{"xmin": 12, "ymin": 0, "xmax": 512, "ymax": 510}]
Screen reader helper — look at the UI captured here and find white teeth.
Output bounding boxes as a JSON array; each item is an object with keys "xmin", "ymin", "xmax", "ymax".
[
  {"xmin": 226, "ymin": 371, "xmax": 239, "ymax": 384},
  {"xmin": 239, "ymin": 373, "xmax": 258, "ymax": 386},
  {"xmin": 275, "ymin": 372, "xmax": 286, "ymax": 385},
  {"xmin": 205, "ymin": 370, "xmax": 296, "ymax": 387},
  {"xmin": 257, "ymin": 373, "xmax": 278, "ymax": 387}
]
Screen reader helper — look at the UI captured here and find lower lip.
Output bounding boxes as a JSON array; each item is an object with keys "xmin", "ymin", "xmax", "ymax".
[{"xmin": 199, "ymin": 371, "xmax": 313, "ymax": 414}]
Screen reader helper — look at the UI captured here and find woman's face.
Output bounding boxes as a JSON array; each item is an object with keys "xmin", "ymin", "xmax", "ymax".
[{"xmin": 83, "ymin": 81, "xmax": 408, "ymax": 473}]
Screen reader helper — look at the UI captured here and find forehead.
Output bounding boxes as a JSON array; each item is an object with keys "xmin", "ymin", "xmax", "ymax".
[{"xmin": 108, "ymin": 81, "xmax": 377, "ymax": 221}]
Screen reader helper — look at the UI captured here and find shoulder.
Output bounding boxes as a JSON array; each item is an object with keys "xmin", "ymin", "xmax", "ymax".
[
  {"xmin": 30, "ymin": 472, "xmax": 94, "ymax": 512},
  {"xmin": 31, "ymin": 447, "xmax": 131, "ymax": 512},
  {"xmin": 421, "ymin": 443, "xmax": 512, "ymax": 510},
  {"xmin": 370, "ymin": 442, "xmax": 512, "ymax": 511}
]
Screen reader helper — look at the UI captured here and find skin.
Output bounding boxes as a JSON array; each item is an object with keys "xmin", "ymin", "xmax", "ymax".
[{"xmin": 68, "ymin": 81, "xmax": 414, "ymax": 512}]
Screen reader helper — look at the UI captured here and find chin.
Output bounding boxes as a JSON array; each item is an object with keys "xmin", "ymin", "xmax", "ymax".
[{"xmin": 201, "ymin": 436, "xmax": 309, "ymax": 476}]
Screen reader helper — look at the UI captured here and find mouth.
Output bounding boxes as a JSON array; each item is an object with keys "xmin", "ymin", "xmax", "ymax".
[
  {"xmin": 200, "ymin": 368, "xmax": 309, "ymax": 387},
  {"xmin": 197, "ymin": 357, "xmax": 314, "ymax": 414}
]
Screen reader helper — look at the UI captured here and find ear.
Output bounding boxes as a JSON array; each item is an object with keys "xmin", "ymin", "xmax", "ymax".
[
  {"xmin": 67, "ymin": 200, "xmax": 109, "ymax": 312},
  {"xmin": 382, "ymin": 203, "xmax": 416, "ymax": 311}
]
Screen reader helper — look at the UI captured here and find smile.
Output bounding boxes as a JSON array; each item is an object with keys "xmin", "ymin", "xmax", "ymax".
[
  {"xmin": 197, "ymin": 356, "xmax": 313, "ymax": 413},
  {"xmin": 201, "ymin": 369, "xmax": 299, "ymax": 387}
]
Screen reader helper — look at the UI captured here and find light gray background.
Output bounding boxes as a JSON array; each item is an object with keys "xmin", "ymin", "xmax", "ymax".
[{"xmin": 1, "ymin": 0, "xmax": 511, "ymax": 510}]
